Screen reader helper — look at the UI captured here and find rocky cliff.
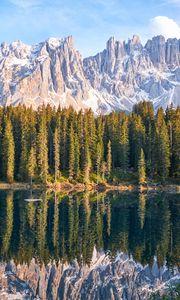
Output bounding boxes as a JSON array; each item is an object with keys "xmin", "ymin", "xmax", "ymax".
[
  {"xmin": 0, "ymin": 35, "xmax": 180, "ymax": 113},
  {"xmin": 0, "ymin": 249, "xmax": 179, "ymax": 300}
]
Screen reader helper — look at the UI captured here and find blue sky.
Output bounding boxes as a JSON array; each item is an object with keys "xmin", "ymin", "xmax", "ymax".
[{"xmin": 0, "ymin": 0, "xmax": 180, "ymax": 56}]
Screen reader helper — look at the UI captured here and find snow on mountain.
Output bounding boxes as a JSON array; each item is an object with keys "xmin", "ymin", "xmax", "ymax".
[
  {"xmin": 0, "ymin": 35, "xmax": 180, "ymax": 113},
  {"xmin": 0, "ymin": 250, "xmax": 179, "ymax": 300}
]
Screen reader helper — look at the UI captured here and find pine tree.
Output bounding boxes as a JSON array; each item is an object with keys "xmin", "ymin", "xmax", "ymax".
[
  {"xmin": 166, "ymin": 106, "xmax": 180, "ymax": 177},
  {"xmin": 107, "ymin": 140, "xmax": 112, "ymax": 176},
  {"xmin": 27, "ymin": 145, "xmax": 36, "ymax": 184},
  {"xmin": 37, "ymin": 110, "xmax": 49, "ymax": 184},
  {"xmin": 69, "ymin": 124, "xmax": 75, "ymax": 180},
  {"xmin": 155, "ymin": 108, "xmax": 170, "ymax": 181},
  {"xmin": 83, "ymin": 137, "xmax": 91, "ymax": 184},
  {"xmin": 129, "ymin": 114, "xmax": 145, "ymax": 169},
  {"xmin": 86, "ymin": 109, "xmax": 97, "ymax": 170},
  {"xmin": 138, "ymin": 148, "xmax": 146, "ymax": 184},
  {"xmin": 0, "ymin": 107, "xmax": 4, "ymax": 180},
  {"xmin": 61, "ymin": 111, "xmax": 68, "ymax": 170},
  {"xmin": 19, "ymin": 114, "xmax": 29, "ymax": 181},
  {"xmin": 2, "ymin": 117, "xmax": 15, "ymax": 183},
  {"xmin": 96, "ymin": 116, "xmax": 104, "ymax": 177},
  {"xmin": 119, "ymin": 115, "xmax": 129, "ymax": 170},
  {"xmin": 53, "ymin": 127, "xmax": 60, "ymax": 182},
  {"xmin": 96, "ymin": 142, "xmax": 102, "ymax": 177},
  {"xmin": 172, "ymin": 108, "xmax": 180, "ymax": 177},
  {"xmin": 74, "ymin": 133, "xmax": 80, "ymax": 179}
]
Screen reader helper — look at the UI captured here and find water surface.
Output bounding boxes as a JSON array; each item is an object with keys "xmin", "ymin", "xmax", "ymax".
[{"xmin": 0, "ymin": 190, "xmax": 179, "ymax": 268}]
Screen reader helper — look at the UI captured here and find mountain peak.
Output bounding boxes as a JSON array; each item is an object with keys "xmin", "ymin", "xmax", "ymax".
[
  {"xmin": 131, "ymin": 34, "xmax": 141, "ymax": 44},
  {"xmin": 0, "ymin": 34, "xmax": 180, "ymax": 113}
]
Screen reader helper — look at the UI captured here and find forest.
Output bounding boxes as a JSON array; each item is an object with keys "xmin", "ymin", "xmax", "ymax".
[{"xmin": 0, "ymin": 101, "xmax": 179, "ymax": 185}]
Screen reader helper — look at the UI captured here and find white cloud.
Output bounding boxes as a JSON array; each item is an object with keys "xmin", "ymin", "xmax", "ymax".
[
  {"xmin": 148, "ymin": 16, "xmax": 180, "ymax": 40},
  {"xmin": 8, "ymin": 0, "xmax": 42, "ymax": 9},
  {"xmin": 164, "ymin": 0, "xmax": 180, "ymax": 5}
]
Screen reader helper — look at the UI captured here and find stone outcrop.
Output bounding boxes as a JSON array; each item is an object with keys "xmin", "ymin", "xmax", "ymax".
[
  {"xmin": 0, "ymin": 250, "xmax": 179, "ymax": 300},
  {"xmin": 0, "ymin": 35, "xmax": 180, "ymax": 113}
]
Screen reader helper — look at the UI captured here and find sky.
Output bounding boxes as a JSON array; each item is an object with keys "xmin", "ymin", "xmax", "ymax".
[{"xmin": 0, "ymin": 0, "xmax": 180, "ymax": 57}]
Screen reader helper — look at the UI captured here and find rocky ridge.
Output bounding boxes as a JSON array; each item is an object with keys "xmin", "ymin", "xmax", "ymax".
[
  {"xmin": 0, "ymin": 35, "xmax": 180, "ymax": 113},
  {"xmin": 0, "ymin": 249, "xmax": 179, "ymax": 300}
]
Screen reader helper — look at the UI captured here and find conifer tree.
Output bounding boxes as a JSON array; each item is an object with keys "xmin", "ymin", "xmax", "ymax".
[
  {"xmin": 119, "ymin": 115, "xmax": 129, "ymax": 170},
  {"xmin": 107, "ymin": 140, "xmax": 112, "ymax": 176},
  {"xmin": 83, "ymin": 137, "xmax": 91, "ymax": 184},
  {"xmin": 37, "ymin": 111, "xmax": 49, "ymax": 184},
  {"xmin": 19, "ymin": 114, "xmax": 29, "ymax": 180},
  {"xmin": 155, "ymin": 108, "xmax": 170, "ymax": 181},
  {"xmin": 138, "ymin": 148, "xmax": 146, "ymax": 184},
  {"xmin": 69, "ymin": 124, "xmax": 75, "ymax": 180},
  {"xmin": 2, "ymin": 117, "xmax": 15, "ymax": 183},
  {"xmin": 0, "ymin": 103, "xmax": 177, "ymax": 185},
  {"xmin": 86, "ymin": 109, "xmax": 97, "ymax": 169},
  {"xmin": 61, "ymin": 112, "xmax": 68, "ymax": 170},
  {"xmin": 74, "ymin": 133, "xmax": 80, "ymax": 179},
  {"xmin": 96, "ymin": 142, "xmax": 102, "ymax": 177},
  {"xmin": 53, "ymin": 127, "xmax": 60, "ymax": 182},
  {"xmin": 166, "ymin": 106, "xmax": 180, "ymax": 177},
  {"xmin": 129, "ymin": 114, "xmax": 145, "ymax": 169},
  {"xmin": 27, "ymin": 145, "xmax": 36, "ymax": 185},
  {"xmin": 172, "ymin": 108, "xmax": 180, "ymax": 177},
  {"xmin": 0, "ymin": 107, "xmax": 4, "ymax": 180}
]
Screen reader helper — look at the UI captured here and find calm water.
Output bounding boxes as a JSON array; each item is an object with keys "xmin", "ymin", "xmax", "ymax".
[{"xmin": 0, "ymin": 190, "xmax": 179, "ymax": 269}]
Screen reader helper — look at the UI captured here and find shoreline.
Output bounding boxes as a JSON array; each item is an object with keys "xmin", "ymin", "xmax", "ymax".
[{"xmin": 0, "ymin": 181, "xmax": 179, "ymax": 193}]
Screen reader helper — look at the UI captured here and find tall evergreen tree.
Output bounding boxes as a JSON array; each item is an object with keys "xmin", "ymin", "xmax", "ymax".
[
  {"xmin": 96, "ymin": 142, "xmax": 102, "ymax": 177},
  {"xmin": 37, "ymin": 110, "xmax": 49, "ymax": 184},
  {"xmin": 172, "ymin": 108, "xmax": 180, "ymax": 177},
  {"xmin": 19, "ymin": 114, "xmax": 29, "ymax": 180},
  {"xmin": 129, "ymin": 114, "xmax": 145, "ymax": 169},
  {"xmin": 119, "ymin": 115, "xmax": 129, "ymax": 170},
  {"xmin": 155, "ymin": 108, "xmax": 170, "ymax": 180},
  {"xmin": 53, "ymin": 127, "xmax": 60, "ymax": 182},
  {"xmin": 107, "ymin": 140, "xmax": 112, "ymax": 176},
  {"xmin": 74, "ymin": 133, "xmax": 80, "ymax": 179},
  {"xmin": 2, "ymin": 117, "xmax": 15, "ymax": 183},
  {"xmin": 69, "ymin": 124, "xmax": 75, "ymax": 180},
  {"xmin": 83, "ymin": 137, "xmax": 91, "ymax": 184},
  {"xmin": 27, "ymin": 145, "xmax": 36, "ymax": 185},
  {"xmin": 166, "ymin": 105, "xmax": 180, "ymax": 177},
  {"xmin": 138, "ymin": 148, "xmax": 146, "ymax": 184}
]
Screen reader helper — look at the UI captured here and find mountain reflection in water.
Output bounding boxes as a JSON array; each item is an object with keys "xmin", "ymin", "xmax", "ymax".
[{"xmin": 0, "ymin": 190, "xmax": 179, "ymax": 299}]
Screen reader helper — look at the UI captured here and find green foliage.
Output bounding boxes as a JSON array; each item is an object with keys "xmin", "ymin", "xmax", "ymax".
[
  {"xmin": 37, "ymin": 109, "xmax": 49, "ymax": 183},
  {"xmin": 53, "ymin": 127, "xmax": 60, "ymax": 181},
  {"xmin": 155, "ymin": 108, "xmax": 170, "ymax": 181},
  {"xmin": 107, "ymin": 140, "xmax": 112, "ymax": 176},
  {"xmin": 2, "ymin": 117, "xmax": 15, "ymax": 183},
  {"xmin": 0, "ymin": 101, "xmax": 178, "ymax": 184},
  {"xmin": 27, "ymin": 146, "xmax": 36, "ymax": 184},
  {"xmin": 138, "ymin": 148, "xmax": 146, "ymax": 184},
  {"xmin": 109, "ymin": 169, "xmax": 138, "ymax": 184}
]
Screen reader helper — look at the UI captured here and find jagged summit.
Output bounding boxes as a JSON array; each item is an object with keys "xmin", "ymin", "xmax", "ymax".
[
  {"xmin": 0, "ymin": 34, "xmax": 180, "ymax": 113},
  {"xmin": 0, "ymin": 251, "xmax": 179, "ymax": 299}
]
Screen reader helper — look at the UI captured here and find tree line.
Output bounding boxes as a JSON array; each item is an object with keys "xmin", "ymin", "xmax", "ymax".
[{"xmin": 0, "ymin": 101, "xmax": 179, "ymax": 184}]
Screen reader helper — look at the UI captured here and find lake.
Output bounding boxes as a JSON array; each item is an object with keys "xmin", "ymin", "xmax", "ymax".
[{"xmin": 0, "ymin": 190, "xmax": 179, "ymax": 299}]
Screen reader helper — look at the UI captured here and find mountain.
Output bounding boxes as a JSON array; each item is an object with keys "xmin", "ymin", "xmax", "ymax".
[
  {"xmin": 0, "ymin": 249, "xmax": 179, "ymax": 300},
  {"xmin": 0, "ymin": 35, "xmax": 180, "ymax": 113}
]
